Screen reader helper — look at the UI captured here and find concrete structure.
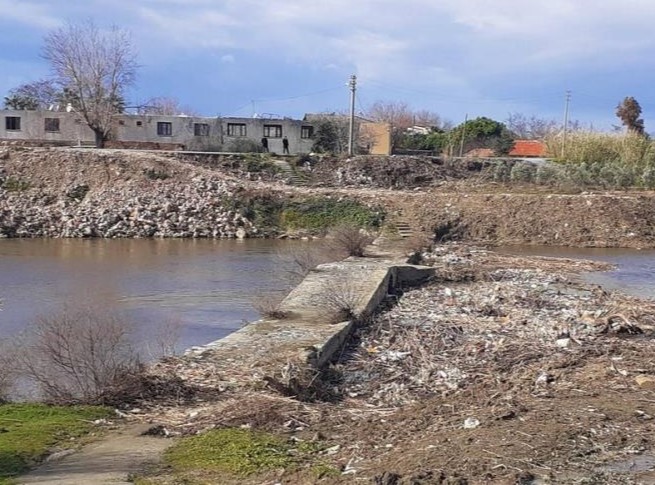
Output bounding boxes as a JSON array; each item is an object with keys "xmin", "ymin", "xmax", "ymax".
[
  {"xmin": 181, "ymin": 241, "xmax": 434, "ymax": 391},
  {"xmin": 0, "ymin": 110, "xmax": 316, "ymax": 155}
]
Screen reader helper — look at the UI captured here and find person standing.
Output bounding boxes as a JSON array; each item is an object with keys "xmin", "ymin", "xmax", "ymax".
[
  {"xmin": 282, "ymin": 136, "xmax": 290, "ymax": 155},
  {"xmin": 261, "ymin": 137, "xmax": 269, "ymax": 152}
]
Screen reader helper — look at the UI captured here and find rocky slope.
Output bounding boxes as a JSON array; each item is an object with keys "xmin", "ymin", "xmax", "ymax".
[{"xmin": 0, "ymin": 148, "xmax": 258, "ymax": 238}]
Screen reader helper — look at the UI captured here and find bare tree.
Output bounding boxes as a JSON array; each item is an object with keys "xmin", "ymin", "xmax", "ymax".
[
  {"xmin": 42, "ymin": 20, "xmax": 138, "ymax": 147},
  {"xmin": 505, "ymin": 112, "xmax": 560, "ymax": 139},
  {"xmin": 138, "ymin": 96, "xmax": 199, "ymax": 116},
  {"xmin": 366, "ymin": 101, "xmax": 447, "ymax": 148},
  {"xmin": 3, "ymin": 79, "xmax": 60, "ymax": 110}
]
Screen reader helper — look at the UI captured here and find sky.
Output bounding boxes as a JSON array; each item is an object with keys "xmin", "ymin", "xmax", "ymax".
[{"xmin": 2, "ymin": 0, "xmax": 655, "ymax": 130}]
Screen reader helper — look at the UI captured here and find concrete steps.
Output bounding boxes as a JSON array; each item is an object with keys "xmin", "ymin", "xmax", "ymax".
[
  {"xmin": 272, "ymin": 159, "xmax": 310, "ymax": 186},
  {"xmin": 395, "ymin": 221, "xmax": 414, "ymax": 238}
]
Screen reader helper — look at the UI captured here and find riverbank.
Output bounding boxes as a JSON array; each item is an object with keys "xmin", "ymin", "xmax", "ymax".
[
  {"xmin": 6, "ymin": 148, "xmax": 655, "ymax": 249},
  {"xmin": 123, "ymin": 243, "xmax": 655, "ymax": 484}
]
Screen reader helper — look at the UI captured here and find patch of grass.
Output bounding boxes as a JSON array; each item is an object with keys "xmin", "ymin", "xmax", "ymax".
[
  {"xmin": 281, "ymin": 197, "xmax": 384, "ymax": 231},
  {"xmin": 164, "ymin": 428, "xmax": 295, "ymax": 477},
  {"xmin": 0, "ymin": 404, "xmax": 111, "ymax": 480},
  {"xmin": 1, "ymin": 177, "xmax": 30, "ymax": 192}
]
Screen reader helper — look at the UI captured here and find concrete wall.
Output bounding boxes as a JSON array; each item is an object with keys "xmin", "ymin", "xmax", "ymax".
[
  {"xmin": 0, "ymin": 110, "xmax": 316, "ymax": 154},
  {"xmin": 0, "ymin": 110, "xmax": 95, "ymax": 145}
]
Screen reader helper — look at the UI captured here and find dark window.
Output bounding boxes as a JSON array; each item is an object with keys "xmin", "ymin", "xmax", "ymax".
[
  {"xmin": 118, "ymin": 120, "xmax": 125, "ymax": 126},
  {"xmin": 301, "ymin": 126, "xmax": 314, "ymax": 139},
  {"xmin": 136, "ymin": 121, "xmax": 143, "ymax": 127},
  {"xmin": 263, "ymin": 124, "xmax": 282, "ymax": 138},
  {"xmin": 194, "ymin": 123, "xmax": 210, "ymax": 136},
  {"xmin": 227, "ymin": 123, "xmax": 247, "ymax": 137},
  {"xmin": 157, "ymin": 122, "xmax": 172, "ymax": 136},
  {"xmin": 5, "ymin": 117, "xmax": 20, "ymax": 131},
  {"xmin": 44, "ymin": 118, "xmax": 60, "ymax": 132}
]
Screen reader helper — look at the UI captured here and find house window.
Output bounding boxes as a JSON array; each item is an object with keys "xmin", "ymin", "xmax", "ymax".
[
  {"xmin": 44, "ymin": 118, "xmax": 60, "ymax": 132},
  {"xmin": 157, "ymin": 122, "xmax": 172, "ymax": 136},
  {"xmin": 5, "ymin": 116, "xmax": 20, "ymax": 131},
  {"xmin": 194, "ymin": 123, "xmax": 210, "ymax": 136},
  {"xmin": 118, "ymin": 120, "xmax": 125, "ymax": 126},
  {"xmin": 227, "ymin": 123, "xmax": 247, "ymax": 137},
  {"xmin": 301, "ymin": 126, "xmax": 314, "ymax": 139},
  {"xmin": 263, "ymin": 124, "xmax": 282, "ymax": 138},
  {"xmin": 136, "ymin": 121, "xmax": 143, "ymax": 127}
]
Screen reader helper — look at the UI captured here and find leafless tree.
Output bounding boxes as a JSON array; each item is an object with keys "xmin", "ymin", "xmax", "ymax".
[
  {"xmin": 505, "ymin": 112, "xmax": 560, "ymax": 139},
  {"xmin": 42, "ymin": 20, "xmax": 138, "ymax": 148},
  {"xmin": 138, "ymin": 96, "xmax": 199, "ymax": 116},
  {"xmin": 366, "ymin": 101, "xmax": 447, "ymax": 148}
]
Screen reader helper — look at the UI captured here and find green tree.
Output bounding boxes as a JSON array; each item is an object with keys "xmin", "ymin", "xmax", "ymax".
[
  {"xmin": 616, "ymin": 96, "xmax": 645, "ymax": 135},
  {"xmin": 450, "ymin": 117, "xmax": 515, "ymax": 155}
]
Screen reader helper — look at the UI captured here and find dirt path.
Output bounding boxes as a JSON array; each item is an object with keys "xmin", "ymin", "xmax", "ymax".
[{"xmin": 18, "ymin": 424, "xmax": 171, "ymax": 485}]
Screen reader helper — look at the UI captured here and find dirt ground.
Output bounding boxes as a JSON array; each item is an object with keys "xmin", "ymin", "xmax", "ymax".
[{"xmin": 136, "ymin": 245, "xmax": 655, "ymax": 484}]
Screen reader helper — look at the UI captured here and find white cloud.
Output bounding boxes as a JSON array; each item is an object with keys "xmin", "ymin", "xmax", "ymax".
[
  {"xmin": 0, "ymin": 0, "xmax": 61, "ymax": 29},
  {"xmin": 220, "ymin": 54, "xmax": 235, "ymax": 63}
]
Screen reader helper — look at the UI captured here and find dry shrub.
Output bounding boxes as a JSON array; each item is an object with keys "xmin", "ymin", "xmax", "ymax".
[
  {"xmin": 328, "ymin": 223, "xmax": 374, "ymax": 257},
  {"xmin": 17, "ymin": 302, "xmax": 142, "ymax": 405},
  {"xmin": 0, "ymin": 340, "xmax": 17, "ymax": 402},
  {"xmin": 252, "ymin": 291, "xmax": 290, "ymax": 320},
  {"xmin": 150, "ymin": 316, "xmax": 182, "ymax": 359},
  {"xmin": 320, "ymin": 280, "xmax": 365, "ymax": 324},
  {"xmin": 277, "ymin": 242, "xmax": 346, "ymax": 285}
]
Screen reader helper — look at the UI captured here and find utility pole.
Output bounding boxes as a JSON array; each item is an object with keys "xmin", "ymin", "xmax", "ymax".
[
  {"xmin": 348, "ymin": 74, "xmax": 357, "ymax": 156},
  {"xmin": 562, "ymin": 90, "xmax": 571, "ymax": 159},
  {"xmin": 458, "ymin": 113, "xmax": 468, "ymax": 158}
]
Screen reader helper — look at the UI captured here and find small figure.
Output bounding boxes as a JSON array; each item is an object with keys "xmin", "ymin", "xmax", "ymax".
[
  {"xmin": 282, "ymin": 136, "xmax": 290, "ymax": 155},
  {"xmin": 261, "ymin": 137, "xmax": 268, "ymax": 152}
]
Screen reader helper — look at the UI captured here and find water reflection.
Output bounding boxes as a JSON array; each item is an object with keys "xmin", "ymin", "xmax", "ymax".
[{"xmin": 0, "ymin": 239, "xmax": 307, "ymax": 353}]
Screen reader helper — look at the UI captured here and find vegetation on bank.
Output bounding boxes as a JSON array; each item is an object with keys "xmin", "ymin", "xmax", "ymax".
[
  {"xmin": 0, "ymin": 404, "xmax": 111, "ymax": 482},
  {"xmin": 135, "ymin": 427, "xmax": 336, "ymax": 484},
  {"xmin": 492, "ymin": 132, "xmax": 655, "ymax": 190},
  {"xmin": 226, "ymin": 194, "xmax": 385, "ymax": 233}
]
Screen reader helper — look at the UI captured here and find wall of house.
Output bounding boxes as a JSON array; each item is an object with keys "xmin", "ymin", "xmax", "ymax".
[
  {"xmin": 360, "ymin": 122, "xmax": 392, "ymax": 155},
  {"xmin": 0, "ymin": 110, "xmax": 95, "ymax": 145},
  {"xmin": 0, "ymin": 110, "xmax": 317, "ymax": 155}
]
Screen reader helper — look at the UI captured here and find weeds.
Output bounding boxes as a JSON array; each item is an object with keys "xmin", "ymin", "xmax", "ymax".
[
  {"xmin": 327, "ymin": 223, "xmax": 374, "ymax": 257},
  {"xmin": 319, "ymin": 280, "xmax": 364, "ymax": 324},
  {"xmin": 2, "ymin": 177, "xmax": 30, "ymax": 192}
]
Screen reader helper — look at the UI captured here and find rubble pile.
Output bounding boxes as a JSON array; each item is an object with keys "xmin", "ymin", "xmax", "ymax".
[
  {"xmin": 339, "ymin": 247, "xmax": 655, "ymax": 407},
  {"xmin": 0, "ymin": 149, "xmax": 260, "ymax": 238}
]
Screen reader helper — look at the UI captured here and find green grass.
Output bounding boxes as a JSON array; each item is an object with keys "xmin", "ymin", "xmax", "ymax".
[
  {"xmin": 280, "ymin": 197, "xmax": 384, "ymax": 231},
  {"xmin": 135, "ymin": 428, "xmax": 332, "ymax": 483},
  {"xmin": 164, "ymin": 428, "xmax": 295, "ymax": 477},
  {"xmin": 0, "ymin": 404, "xmax": 111, "ymax": 481}
]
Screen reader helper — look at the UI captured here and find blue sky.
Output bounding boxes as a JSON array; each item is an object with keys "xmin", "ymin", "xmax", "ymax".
[{"xmin": 2, "ymin": 0, "xmax": 655, "ymax": 130}]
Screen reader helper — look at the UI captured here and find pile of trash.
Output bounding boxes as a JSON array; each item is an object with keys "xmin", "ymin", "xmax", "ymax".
[{"xmin": 336, "ymin": 246, "xmax": 655, "ymax": 407}]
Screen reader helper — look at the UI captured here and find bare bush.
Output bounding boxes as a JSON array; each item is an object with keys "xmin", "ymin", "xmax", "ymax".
[
  {"xmin": 17, "ymin": 302, "xmax": 142, "ymax": 404},
  {"xmin": 252, "ymin": 291, "xmax": 291, "ymax": 320},
  {"xmin": 277, "ymin": 242, "xmax": 346, "ymax": 285},
  {"xmin": 0, "ymin": 340, "xmax": 17, "ymax": 402},
  {"xmin": 320, "ymin": 280, "xmax": 365, "ymax": 324},
  {"xmin": 328, "ymin": 224, "xmax": 375, "ymax": 257}
]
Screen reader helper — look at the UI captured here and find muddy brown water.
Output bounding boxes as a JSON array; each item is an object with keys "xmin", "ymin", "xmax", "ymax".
[
  {"xmin": 0, "ymin": 238, "xmax": 309, "ymax": 356},
  {"xmin": 497, "ymin": 245, "xmax": 655, "ymax": 300}
]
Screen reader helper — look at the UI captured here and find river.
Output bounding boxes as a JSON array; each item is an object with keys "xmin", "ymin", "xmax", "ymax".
[
  {"xmin": 0, "ymin": 238, "xmax": 308, "ymax": 356},
  {"xmin": 496, "ymin": 245, "xmax": 655, "ymax": 300},
  {"xmin": 3, "ymin": 240, "xmax": 655, "ymax": 359}
]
